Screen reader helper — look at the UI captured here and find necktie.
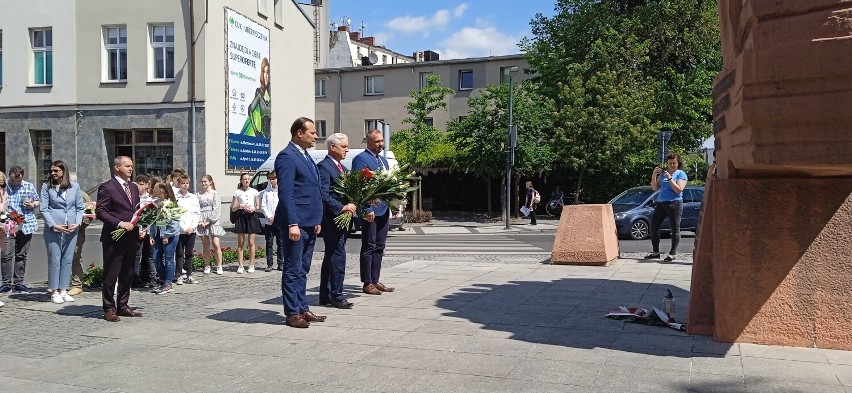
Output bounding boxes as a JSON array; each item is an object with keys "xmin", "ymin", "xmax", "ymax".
[
  {"xmin": 375, "ymin": 154, "xmax": 385, "ymax": 170},
  {"xmin": 304, "ymin": 150, "xmax": 318, "ymax": 180},
  {"xmin": 337, "ymin": 161, "xmax": 344, "ymax": 173},
  {"xmin": 123, "ymin": 182, "xmax": 132, "ymax": 203}
]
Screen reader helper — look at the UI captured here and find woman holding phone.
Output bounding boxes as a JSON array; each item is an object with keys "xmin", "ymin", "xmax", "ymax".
[
  {"xmin": 646, "ymin": 153, "xmax": 688, "ymax": 262},
  {"xmin": 40, "ymin": 160, "xmax": 84, "ymax": 304}
]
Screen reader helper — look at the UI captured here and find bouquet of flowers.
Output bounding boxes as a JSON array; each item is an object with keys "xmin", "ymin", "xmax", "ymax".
[
  {"xmin": 110, "ymin": 199, "xmax": 186, "ymax": 240},
  {"xmin": 83, "ymin": 202, "xmax": 97, "ymax": 219},
  {"xmin": 331, "ymin": 165, "xmax": 418, "ymax": 229},
  {"xmin": 0, "ymin": 211, "xmax": 25, "ymax": 236}
]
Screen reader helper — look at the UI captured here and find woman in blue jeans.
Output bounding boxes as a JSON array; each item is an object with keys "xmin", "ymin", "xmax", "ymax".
[
  {"xmin": 646, "ymin": 153, "xmax": 688, "ymax": 262},
  {"xmin": 148, "ymin": 183, "xmax": 180, "ymax": 294}
]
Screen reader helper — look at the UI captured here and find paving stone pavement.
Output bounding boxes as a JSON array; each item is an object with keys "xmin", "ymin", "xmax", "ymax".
[{"xmin": 1, "ymin": 254, "xmax": 850, "ymax": 393}]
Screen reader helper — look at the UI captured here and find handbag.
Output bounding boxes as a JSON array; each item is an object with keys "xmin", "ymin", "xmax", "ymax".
[{"xmin": 230, "ymin": 209, "xmax": 238, "ymax": 224}]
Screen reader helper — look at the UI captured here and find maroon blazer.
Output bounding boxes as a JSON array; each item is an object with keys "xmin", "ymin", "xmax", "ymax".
[{"xmin": 95, "ymin": 177, "xmax": 140, "ymax": 243}]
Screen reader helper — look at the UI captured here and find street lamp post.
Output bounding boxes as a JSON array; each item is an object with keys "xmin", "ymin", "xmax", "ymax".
[{"xmin": 505, "ymin": 66, "xmax": 518, "ymax": 229}]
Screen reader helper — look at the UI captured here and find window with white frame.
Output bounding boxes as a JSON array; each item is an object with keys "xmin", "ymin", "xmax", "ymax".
[
  {"xmin": 316, "ymin": 120, "xmax": 327, "ymax": 138},
  {"xmin": 315, "ymin": 79, "xmax": 326, "ymax": 97},
  {"xmin": 382, "ymin": 54, "xmax": 387, "ymax": 64},
  {"xmin": 458, "ymin": 70, "xmax": 473, "ymax": 90},
  {"xmin": 31, "ymin": 28, "xmax": 53, "ymax": 85},
  {"xmin": 364, "ymin": 75, "xmax": 383, "ymax": 95},
  {"xmin": 273, "ymin": 0, "xmax": 284, "ymax": 25},
  {"xmin": 104, "ymin": 26, "xmax": 128, "ymax": 81},
  {"xmin": 150, "ymin": 24, "xmax": 174, "ymax": 80},
  {"xmin": 364, "ymin": 119, "xmax": 384, "ymax": 137},
  {"xmin": 419, "ymin": 72, "xmax": 432, "ymax": 89}
]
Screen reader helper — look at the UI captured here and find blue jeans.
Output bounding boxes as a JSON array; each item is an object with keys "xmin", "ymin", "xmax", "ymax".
[
  {"xmin": 282, "ymin": 227, "xmax": 315, "ymax": 316},
  {"xmin": 153, "ymin": 236, "xmax": 178, "ymax": 284},
  {"xmin": 264, "ymin": 224, "xmax": 284, "ymax": 268}
]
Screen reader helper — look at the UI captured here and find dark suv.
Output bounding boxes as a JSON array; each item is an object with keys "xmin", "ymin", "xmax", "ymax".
[{"xmin": 608, "ymin": 186, "xmax": 705, "ymax": 240}]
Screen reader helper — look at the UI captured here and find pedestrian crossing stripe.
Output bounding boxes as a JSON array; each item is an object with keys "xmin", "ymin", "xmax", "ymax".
[{"xmin": 384, "ymin": 237, "xmax": 547, "ymax": 255}]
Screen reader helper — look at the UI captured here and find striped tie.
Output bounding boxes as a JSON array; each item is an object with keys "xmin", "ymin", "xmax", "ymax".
[{"xmin": 123, "ymin": 182, "xmax": 132, "ymax": 203}]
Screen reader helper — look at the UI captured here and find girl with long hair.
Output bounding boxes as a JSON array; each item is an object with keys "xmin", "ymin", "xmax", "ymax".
[
  {"xmin": 197, "ymin": 174, "xmax": 226, "ymax": 275},
  {"xmin": 231, "ymin": 173, "xmax": 261, "ymax": 273},
  {"xmin": 149, "ymin": 183, "xmax": 180, "ymax": 294}
]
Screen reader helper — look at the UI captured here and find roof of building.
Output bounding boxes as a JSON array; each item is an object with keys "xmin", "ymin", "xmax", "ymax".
[{"xmin": 316, "ymin": 53, "xmax": 526, "ymax": 73}]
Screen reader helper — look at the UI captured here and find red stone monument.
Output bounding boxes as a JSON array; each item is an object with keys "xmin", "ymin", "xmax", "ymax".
[{"xmin": 690, "ymin": 0, "xmax": 852, "ymax": 349}]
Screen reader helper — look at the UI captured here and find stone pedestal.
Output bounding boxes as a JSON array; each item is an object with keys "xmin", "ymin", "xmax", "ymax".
[
  {"xmin": 691, "ymin": 0, "xmax": 852, "ymax": 349},
  {"xmin": 550, "ymin": 204, "xmax": 619, "ymax": 266}
]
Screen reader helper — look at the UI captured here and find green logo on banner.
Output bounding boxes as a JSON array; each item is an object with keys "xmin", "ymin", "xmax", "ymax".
[{"xmin": 229, "ymin": 17, "xmax": 234, "ymax": 25}]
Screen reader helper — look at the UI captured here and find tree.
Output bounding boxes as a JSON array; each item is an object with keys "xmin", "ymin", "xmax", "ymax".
[
  {"xmin": 522, "ymin": 0, "xmax": 721, "ymax": 201},
  {"xmin": 391, "ymin": 74, "xmax": 455, "ymax": 170},
  {"xmin": 447, "ymin": 82, "xmax": 554, "ymax": 218}
]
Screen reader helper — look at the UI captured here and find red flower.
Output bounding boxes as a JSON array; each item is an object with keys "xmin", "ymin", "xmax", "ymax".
[
  {"xmin": 361, "ymin": 168, "xmax": 374, "ymax": 180},
  {"xmin": 89, "ymin": 263, "xmax": 96, "ymax": 268}
]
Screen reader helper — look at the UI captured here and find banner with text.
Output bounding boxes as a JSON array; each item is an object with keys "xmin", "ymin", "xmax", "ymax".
[{"xmin": 226, "ymin": 8, "xmax": 271, "ymax": 168}]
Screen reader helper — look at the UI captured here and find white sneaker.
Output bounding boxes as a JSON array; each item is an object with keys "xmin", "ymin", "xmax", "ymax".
[
  {"xmin": 60, "ymin": 291, "xmax": 75, "ymax": 302},
  {"xmin": 186, "ymin": 276, "xmax": 199, "ymax": 284},
  {"xmin": 216, "ymin": 267, "xmax": 223, "ymax": 275},
  {"xmin": 181, "ymin": 268, "xmax": 187, "ymax": 274},
  {"xmin": 237, "ymin": 267, "xmax": 244, "ymax": 274},
  {"xmin": 175, "ymin": 277, "xmax": 184, "ymax": 285},
  {"xmin": 51, "ymin": 292, "xmax": 64, "ymax": 304},
  {"xmin": 181, "ymin": 274, "xmax": 187, "ymax": 280},
  {"xmin": 247, "ymin": 266, "xmax": 255, "ymax": 273},
  {"xmin": 0, "ymin": 300, "xmax": 5, "ymax": 307},
  {"xmin": 203, "ymin": 266, "xmax": 211, "ymax": 274}
]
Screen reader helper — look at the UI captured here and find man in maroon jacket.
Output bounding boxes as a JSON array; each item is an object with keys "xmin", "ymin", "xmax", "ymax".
[{"xmin": 95, "ymin": 156, "xmax": 142, "ymax": 322}]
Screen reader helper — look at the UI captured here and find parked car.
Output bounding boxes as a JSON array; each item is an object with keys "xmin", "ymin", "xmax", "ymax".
[
  {"xmin": 608, "ymin": 186, "xmax": 705, "ymax": 240},
  {"xmin": 249, "ymin": 149, "xmax": 405, "ymax": 233}
]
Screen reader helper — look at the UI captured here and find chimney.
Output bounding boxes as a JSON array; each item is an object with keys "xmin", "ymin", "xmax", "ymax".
[
  {"xmin": 349, "ymin": 32, "xmax": 360, "ymax": 41},
  {"xmin": 337, "ymin": 25, "xmax": 349, "ymax": 32},
  {"xmin": 361, "ymin": 36, "xmax": 375, "ymax": 46}
]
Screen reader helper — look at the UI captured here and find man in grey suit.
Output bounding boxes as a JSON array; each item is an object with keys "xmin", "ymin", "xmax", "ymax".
[
  {"xmin": 317, "ymin": 133, "xmax": 356, "ymax": 309},
  {"xmin": 274, "ymin": 117, "xmax": 326, "ymax": 328}
]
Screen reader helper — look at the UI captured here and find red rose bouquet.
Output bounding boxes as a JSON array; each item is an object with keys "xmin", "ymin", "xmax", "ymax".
[{"xmin": 330, "ymin": 165, "xmax": 418, "ymax": 229}]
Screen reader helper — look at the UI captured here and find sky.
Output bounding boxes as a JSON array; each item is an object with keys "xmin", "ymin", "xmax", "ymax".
[{"xmin": 327, "ymin": 0, "xmax": 557, "ymax": 60}]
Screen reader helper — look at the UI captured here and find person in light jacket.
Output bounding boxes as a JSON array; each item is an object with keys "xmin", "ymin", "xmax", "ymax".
[
  {"xmin": 260, "ymin": 172, "xmax": 284, "ymax": 272},
  {"xmin": 175, "ymin": 175, "xmax": 201, "ymax": 284},
  {"xmin": 40, "ymin": 160, "xmax": 84, "ymax": 304}
]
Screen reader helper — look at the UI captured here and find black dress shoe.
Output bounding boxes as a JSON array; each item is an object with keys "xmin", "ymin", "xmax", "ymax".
[
  {"xmin": 329, "ymin": 299, "xmax": 354, "ymax": 309},
  {"xmin": 104, "ymin": 309, "xmax": 120, "ymax": 322}
]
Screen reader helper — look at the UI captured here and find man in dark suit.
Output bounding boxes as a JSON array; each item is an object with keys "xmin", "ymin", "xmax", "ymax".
[
  {"xmin": 317, "ymin": 133, "xmax": 357, "ymax": 309},
  {"xmin": 274, "ymin": 117, "xmax": 326, "ymax": 328},
  {"xmin": 351, "ymin": 129, "xmax": 396, "ymax": 296},
  {"xmin": 95, "ymin": 156, "xmax": 143, "ymax": 322}
]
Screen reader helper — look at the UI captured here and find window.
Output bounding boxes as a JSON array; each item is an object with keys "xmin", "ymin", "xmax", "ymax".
[
  {"xmin": 33, "ymin": 130, "xmax": 52, "ymax": 187},
  {"xmin": 104, "ymin": 26, "xmax": 128, "ymax": 81},
  {"xmin": 0, "ymin": 30, "xmax": 3, "ymax": 86},
  {"xmin": 382, "ymin": 54, "xmax": 387, "ymax": 64},
  {"xmin": 458, "ymin": 116, "xmax": 468, "ymax": 122},
  {"xmin": 365, "ymin": 119, "xmax": 384, "ymax": 137},
  {"xmin": 458, "ymin": 70, "xmax": 473, "ymax": 90},
  {"xmin": 273, "ymin": 0, "xmax": 284, "ymax": 25},
  {"xmin": 150, "ymin": 24, "xmax": 174, "ymax": 80},
  {"xmin": 315, "ymin": 78, "xmax": 326, "ymax": 97},
  {"xmin": 424, "ymin": 117, "xmax": 434, "ymax": 127},
  {"xmin": 419, "ymin": 72, "xmax": 432, "ymax": 89},
  {"xmin": 316, "ymin": 120, "xmax": 327, "ymax": 138},
  {"xmin": 500, "ymin": 67, "xmax": 513, "ymax": 85},
  {"xmin": 31, "ymin": 28, "xmax": 53, "ymax": 85},
  {"xmin": 113, "ymin": 129, "xmax": 174, "ymax": 177},
  {"xmin": 365, "ymin": 75, "xmax": 383, "ymax": 95}
]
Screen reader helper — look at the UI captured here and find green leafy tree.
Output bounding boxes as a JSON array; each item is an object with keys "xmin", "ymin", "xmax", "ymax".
[
  {"xmin": 447, "ymin": 82, "xmax": 554, "ymax": 218},
  {"xmin": 522, "ymin": 0, "xmax": 720, "ymax": 201},
  {"xmin": 391, "ymin": 74, "xmax": 455, "ymax": 170}
]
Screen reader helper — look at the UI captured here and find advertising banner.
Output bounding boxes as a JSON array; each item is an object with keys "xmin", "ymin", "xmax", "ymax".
[{"xmin": 226, "ymin": 8, "xmax": 271, "ymax": 168}]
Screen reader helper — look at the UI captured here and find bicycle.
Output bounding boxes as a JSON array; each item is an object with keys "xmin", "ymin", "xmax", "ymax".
[{"xmin": 545, "ymin": 193, "xmax": 585, "ymax": 217}]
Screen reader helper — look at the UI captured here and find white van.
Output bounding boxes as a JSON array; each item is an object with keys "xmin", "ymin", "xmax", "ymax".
[{"xmin": 249, "ymin": 149, "xmax": 404, "ymax": 232}]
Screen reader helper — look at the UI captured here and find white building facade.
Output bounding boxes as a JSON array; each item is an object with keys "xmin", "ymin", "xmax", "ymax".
[{"xmin": 0, "ymin": 0, "xmax": 315, "ymax": 195}]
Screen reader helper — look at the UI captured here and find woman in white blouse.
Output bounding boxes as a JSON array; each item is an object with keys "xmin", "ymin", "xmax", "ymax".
[{"xmin": 231, "ymin": 173, "xmax": 261, "ymax": 273}]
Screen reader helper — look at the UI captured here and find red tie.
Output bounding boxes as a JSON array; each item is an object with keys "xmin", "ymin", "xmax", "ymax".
[
  {"xmin": 337, "ymin": 161, "xmax": 344, "ymax": 173},
  {"xmin": 123, "ymin": 182, "xmax": 132, "ymax": 203}
]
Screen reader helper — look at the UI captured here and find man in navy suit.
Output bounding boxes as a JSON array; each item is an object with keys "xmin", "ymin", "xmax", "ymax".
[
  {"xmin": 351, "ymin": 129, "xmax": 396, "ymax": 296},
  {"xmin": 317, "ymin": 133, "xmax": 357, "ymax": 309},
  {"xmin": 274, "ymin": 117, "xmax": 326, "ymax": 328},
  {"xmin": 95, "ymin": 156, "xmax": 142, "ymax": 322}
]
